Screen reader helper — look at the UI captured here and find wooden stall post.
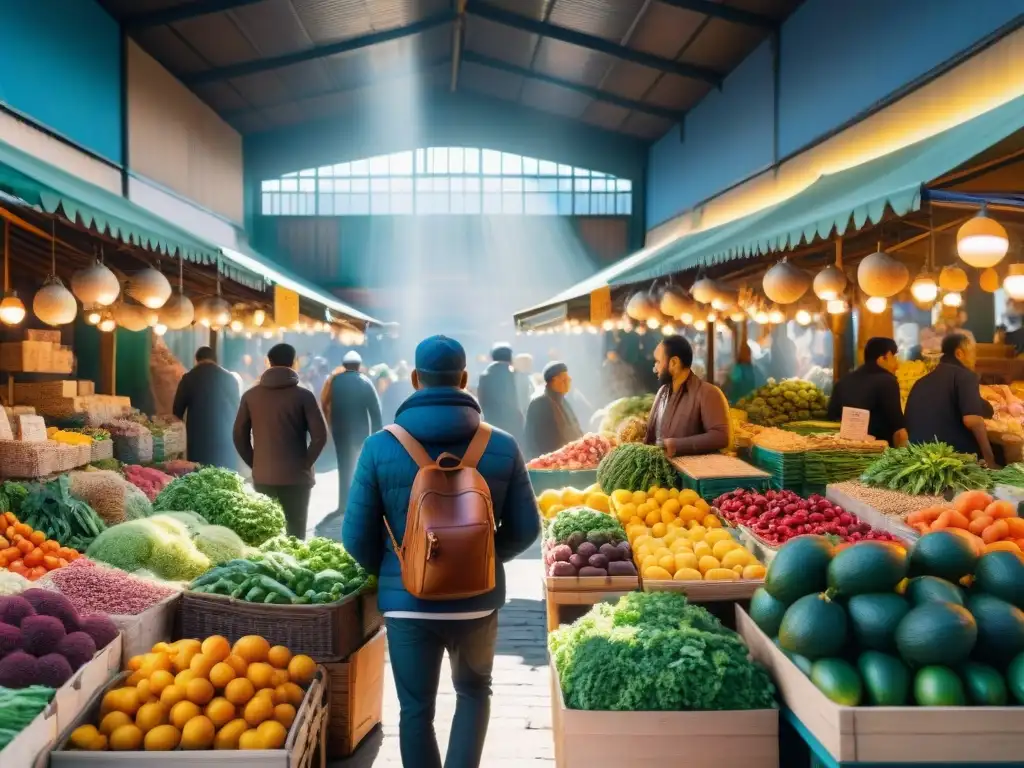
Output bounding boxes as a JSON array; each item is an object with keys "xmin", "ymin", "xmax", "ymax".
[
  {"xmin": 831, "ymin": 312, "xmax": 848, "ymax": 384},
  {"xmin": 856, "ymin": 295, "xmax": 894, "ymax": 365},
  {"xmin": 99, "ymin": 332, "xmax": 116, "ymax": 395},
  {"xmin": 706, "ymin": 320, "xmax": 715, "ymax": 384}
]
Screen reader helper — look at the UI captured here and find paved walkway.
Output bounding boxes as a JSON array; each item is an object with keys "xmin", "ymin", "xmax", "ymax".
[{"xmin": 309, "ymin": 472, "xmax": 555, "ymax": 767}]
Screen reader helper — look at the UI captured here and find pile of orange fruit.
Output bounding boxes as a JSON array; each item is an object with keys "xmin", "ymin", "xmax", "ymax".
[
  {"xmin": 68, "ymin": 634, "xmax": 317, "ymax": 751},
  {"xmin": 0, "ymin": 511, "xmax": 79, "ymax": 580}
]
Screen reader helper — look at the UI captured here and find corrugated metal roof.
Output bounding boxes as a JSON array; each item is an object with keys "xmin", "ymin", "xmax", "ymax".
[{"xmin": 104, "ymin": 0, "xmax": 804, "ymax": 139}]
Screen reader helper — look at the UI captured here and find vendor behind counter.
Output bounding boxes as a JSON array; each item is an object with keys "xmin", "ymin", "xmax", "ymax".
[{"xmin": 827, "ymin": 337, "xmax": 907, "ymax": 447}]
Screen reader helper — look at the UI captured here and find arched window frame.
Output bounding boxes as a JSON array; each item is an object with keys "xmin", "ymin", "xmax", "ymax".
[{"xmin": 260, "ymin": 148, "xmax": 632, "ymax": 217}]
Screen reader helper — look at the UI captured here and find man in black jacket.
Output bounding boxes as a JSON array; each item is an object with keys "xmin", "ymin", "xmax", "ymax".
[
  {"xmin": 827, "ymin": 337, "xmax": 908, "ymax": 447},
  {"xmin": 173, "ymin": 346, "xmax": 240, "ymax": 469},
  {"xmin": 523, "ymin": 361, "xmax": 583, "ymax": 460},
  {"xmin": 476, "ymin": 343, "xmax": 523, "ymax": 441}
]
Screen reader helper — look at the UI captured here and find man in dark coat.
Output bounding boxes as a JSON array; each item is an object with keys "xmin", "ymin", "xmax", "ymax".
[
  {"xmin": 320, "ymin": 351, "xmax": 383, "ymax": 527},
  {"xmin": 173, "ymin": 346, "xmax": 240, "ymax": 469},
  {"xmin": 342, "ymin": 335, "xmax": 539, "ymax": 768},
  {"xmin": 523, "ymin": 361, "xmax": 583, "ymax": 460},
  {"xmin": 233, "ymin": 343, "xmax": 328, "ymax": 539},
  {"xmin": 476, "ymin": 343, "xmax": 523, "ymax": 441}
]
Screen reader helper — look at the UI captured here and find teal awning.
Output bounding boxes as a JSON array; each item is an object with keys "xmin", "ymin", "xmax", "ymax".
[
  {"xmin": 516, "ymin": 93, "xmax": 1024, "ymax": 323},
  {"xmin": 222, "ymin": 242, "xmax": 381, "ymax": 326}
]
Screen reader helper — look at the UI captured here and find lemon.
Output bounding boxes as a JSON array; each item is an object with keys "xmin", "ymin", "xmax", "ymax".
[
  {"xmin": 679, "ymin": 489, "xmax": 700, "ymax": 505},
  {"xmin": 214, "ymin": 718, "xmax": 249, "ymax": 750},
  {"xmin": 657, "ymin": 554, "xmax": 676, "ymax": 572},
  {"xmin": 256, "ymin": 719, "xmax": 287, "ymax": 749},
  {"xmin": 238, "ymin": 729, "xmax": 262, "ymax": 750},
  {"xmin": 136, "ymin": 701, "xmax": 169, "ymax": 733},
  {"xmin": 273, "ymin": 703, "xmax": 297, "ymax": 729},
  {"xmin": 653, "ymin": 488, "xmax": 670, "ymax": 506},
  {"xmin": 205, "ymin": 697, "xmax": 237, "ymax": 728},
  {"xmin": 720, "ymin": 548, "xmax": 752, "ymax": 569},
  {"xmin": 704, "ymin": 529, "xmax": 732, "ymax": 546},
  {"xmin": 99, "ymin": 711, "xmax": 133, "ymax": 736},
  {"xmin": 243, "ymin": 695, "xmax": 274, "ymax": 726},
  {"xmin": 611, "ymin": 489, "xmax": 632, "ymax": 505},
  {"xmin": 703, "ymin": 514, "xmax": 722, "ymax": 529},
  {"xmin": 70, "ymin": 725, "xmax": 102, "ymax": 751},
  {"xmin": 673, "ymin": 567, "xmax": 703, "ymax": 581},
  {"xmin": 170, "ymin": 700, "xmax": 202, "ymax": 731},
  {"xmin": 584, "ymin": 492, "xmax": 609, "ymax": 513},
  {"xmin": 561, "ymin": 488, "xmax": 584, "ymax": 507},
  {"xmin": 642, "ymin": 565, "xmax": 672, "ymax": 581},
  {"xmin": 181, "ymin": 715, "xmax": 216, "ymax": 750},
  {"xmin": 143, "ymin": 724, "xmax": 181, "ymax": 751},
  {"xmin": 673, "ymin": 552, "xmax": 698, "ymax": 572},
  {"xmin": 631, "ymin": 490, "xmax": 647, "ymax": 505},
  {"xmin": 698, "ymin": 555, "xmax": 721, "ymax": 574},
  {"xmin": 109, "ymin": 724, "xmax": 144, "ymax": 751},
  {"xmin": 537, "ymin": 489, "xmax": 561, "ymax": 513},
  {"xmin": 742, "ymin": 564, "xmax": 767, "ymax": 580},
  {"xmin": 712, "ymin": 539, "xmax": 741, "ymax": 559}
]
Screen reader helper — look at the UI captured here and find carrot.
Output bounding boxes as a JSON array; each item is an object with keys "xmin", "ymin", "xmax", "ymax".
[
  {"xmin": 28, "ymin": 530, "xmax": 44, "ymax": 546},
  {"xmin": 27, "ymin": 566, "xmax": 46, "ymax": 581},
  {"xmin": 8, "ymin": 560, "xmax": 26, "ymax": 574},
  {"xmin": 16, "ymin": 539, "xmax": 33, "ymax": 555},
  {"xmin": 985, "ymin": 500, "xmax": 1017, "ymax": 519},
  {"xmin": 1005, "ymin": 518, "xmax": 1024, "ymax": 538},
  {"xmin": 13, "ymin": 523, "xmax": 31, "ymax": 537},
  {"xmin": 42, "ymin": 555, "xmax": 59, "ymax": 570},
  {"xmin": 931, "ymin": 511, "xmax": 954, "ymax": 530},
  {"xmin": 908, "ymin": 507, "xmax": 945, "ymax": 524},
  {"xmin": 982, "ymin": 519, "xmax": 1010, "ymax": 544},
  {"xmin": 0, "ymin": 536, "xmax": 8, "ymax": 549},
  {"xmin": 914, "ymin": 522, "xmax": 930, "ymax": 534},
  {"xmin": 947, "ymin": 510, "xmax": 971, "ymax": 529},
  {"xmin": 985, "ymin": 540, "xmax": 1022, "ymax": 554},
  {"xmin": 1, "ymin": 546, "xmax": 19, "ymax": 561},
  {"xmin": 41, "ymin": 540, "xmax": 59, "ymax": 552},
  {"xmin": 969, "ymin": 515, "xmax": 994, "ymax": 535}
]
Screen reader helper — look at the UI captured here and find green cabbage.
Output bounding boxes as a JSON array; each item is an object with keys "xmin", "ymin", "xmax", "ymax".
[
  {"xmin": 194, "ymin": 525, "xmax": 246, "ymax": 565},
  {"xmin": 85, "ymin": 520, "xmax": 158, "ymax": 573}
]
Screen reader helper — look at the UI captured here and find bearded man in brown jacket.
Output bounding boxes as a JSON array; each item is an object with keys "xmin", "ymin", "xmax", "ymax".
[{"xmin": 644, "ymin": 334, "xmax": 730, "ymax": 457}]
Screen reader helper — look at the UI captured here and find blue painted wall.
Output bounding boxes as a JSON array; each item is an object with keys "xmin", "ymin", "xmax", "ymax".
[
  {"xmin": 646, "ymin": 0, "xmax": 1024, "ymax": 230},
  {"xmin": 0, "ymin": 0, "xmax": 122, "ymax": 163}
]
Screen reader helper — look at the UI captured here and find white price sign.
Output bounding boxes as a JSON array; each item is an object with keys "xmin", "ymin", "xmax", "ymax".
[{"xmin": 839, "ymin": 407, "xmax": 870, "ymax": 443}]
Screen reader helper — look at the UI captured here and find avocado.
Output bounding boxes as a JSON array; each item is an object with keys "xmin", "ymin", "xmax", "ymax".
[
  {"xmin": 811, "ymin": 658, "xmax": 863, "ymax": 705},
  {"xmin": 966, "ymin": 594, "xmax": 1024, "ymax": 667},
  {"xmin": 908, "ymin": 531, "xmax": 978, "ymax": 583},
  {"xmin": 778, "ymin": 592, "xmax": 848, "ymax": 660},
  {"xmin": 828, "ymin": 542, "xmax": 907, "ymax": 596},
  {"xmin": 973, "ymin": 551, "xmax": 1024, "ymax": 609},
  {"xmin": 895, "ymin": 602, "xmax": 977, "ymax": 667},
  {"xmin": 764, "ymin": 535, "xmax": 833, "ymax": 605},
  {"xmin": 1007, "ymin": 652, "xmax": 1024, "ymax": 704},
  {"xmin": 858, "ymin": 651, "xmax": 911, "ymax": 705},
  {"xmin": 960, "ymin": 661, "xmax": 1008, "ymax": 706},
  {"xmin": 750, "ymin": 587, "xmax": 788, "ymax": 637},
  {"xmin": 904, "ymin": 576, "xmax": 966, "ymax": 607},
  {"xmin": 914, "ymin": 666, "xmax": 966, "ymax": 706},
  {"xmin": 846, "ymin": 593, "xmax": 909, "ymax": 652}
]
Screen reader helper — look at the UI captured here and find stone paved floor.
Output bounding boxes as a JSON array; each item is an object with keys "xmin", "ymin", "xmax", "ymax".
[{"xmin": 308, "ymin": 472, "xmax": 556, "ymax": 767}]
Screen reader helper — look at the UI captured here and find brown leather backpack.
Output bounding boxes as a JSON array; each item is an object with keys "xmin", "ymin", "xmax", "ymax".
[{"xmin": 382, "ymin": 424, "xmax": 496, "ymax": 600}]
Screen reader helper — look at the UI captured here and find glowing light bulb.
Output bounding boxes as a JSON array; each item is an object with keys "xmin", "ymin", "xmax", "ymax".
[
  {"xmin": 865, "ymin": 296, "xmax": 888, "ymax": 313},
  {"xmin": 827, "ymin": 299, "xmax": 847, "ymax": 314},
  {"xmin": 680, "ymin": 312, "xmax": 694, "ymax": 325},
  {"xmin": 635, "ymin": 324, "xmax": 646, "ymax": 336},
  {"xmin": 706, "ymin": 312, "xmax": 717, "ymax": 323},
  {"xmin": 252, "ymin": 308, "xmax": 266, "ymax": 326},
  {"xmin": 646, "ymin": 317, "xmax": 660, "ymax": 329},
  {"xmin": 754, "ymin": 310, "xmax": 770, "ymax": 325},
  {"xmin": 153, "ymin": 323, "xmax": 168, "ymax": 336},
  {"xmin": 729, "ymin": 311, "xmax": 746, "ymax": 322},
  {"xmin": 230, "ymin": 319, "xmax": 244, "ymax": 332},
  {"xmin": 601, "ymin": 319, "xmax": 615, "ymax": 331},
  {"xmin": 693, "ymin": 320, "xmax": 707, "ymax": 332},
  {"xmin": 0, "ymin": 294, "xmax": 25, "ymax": 326},
  {"xmin": 795, "ymin": 309, "xmax": 812, "ymax": 325},
  {"xmin": 1004, "ymin": 265, "xmax": 1024, "ymax": 300},
  {"xmin": 661, "ymin": 324, "xmax": 675, "ymax": 336},
  {"xmin": 942, "ymin": 292, "xmax": 963, "ymax": 307},
  {"xmin": 957, "ymin": 211, "xmax": 1009, "ymax": 268},
  {"xmin": 910, "ymin": 274, "xmax": 938, "ymax": 303},
  {"xmin": 768, "ymin": 308, "xmax": 785, "ymax": 324},
  {"xmin": 98, "ymin": 317, "xmax": 116, "ymax": 332}
]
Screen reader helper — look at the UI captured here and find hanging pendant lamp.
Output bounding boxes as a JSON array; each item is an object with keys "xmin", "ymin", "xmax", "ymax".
[
  {"xmin": 957, "ymin": 205, "xmax": 1009, "ymax": 268},
  {"xmin": 33, "ymin": 222, "xmax": 77, "ymax": 327},
  {"xmin": 0, "ymin": 221, "xmax": 25, "ymax": 326}
]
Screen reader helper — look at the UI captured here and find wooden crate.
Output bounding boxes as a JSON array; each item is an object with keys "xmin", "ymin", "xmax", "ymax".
[
  {"xmin": 13, "ymin": 381, "xmax": 78, "ymax": 399},
  {"xmin": 324, "ymin": 628, "xmax": 386, "ymax": 758},
  {"xmin": 0, "ymin": 341, "xmax": 54, "ymax": 372},
  {"xmin": 825, "ymin": 485, "xmax": 919, "ymax": 543},
  {"xmin": 642, "ymin": 578, "xmax": 763, "ymax": 602},
  {"xmin": 26, "ymin": 329, "xmax": 61, "ymax": 343},
  {"xmin": 737, "ymin": 606, "xmax": 1024, "ymax": 763},
  {"xmin": 550, "ymin": 664, "xmax": 778, "ymax": 768},
  {"xmin": 543, "ymin": 575, "xmax": 638, "ymax": 631}
]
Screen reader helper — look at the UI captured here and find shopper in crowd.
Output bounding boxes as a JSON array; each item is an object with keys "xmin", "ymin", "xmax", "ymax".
[
  {"xmin": 905, "ymin": 333, "xmax": 997, "ymax": 465},
  {"xmin": 645, "ymin": 334, "xmax": 730, "ymax": 456},
  {"xmin": 476, "ymin": 343, "xmax": 524, "ymax": 441},
  {"xmin": 342, "ymin": 335, "xmax": 540, "ymax": 768},
  {"xmin": 827, "ymin": 337, "xmax": 908, "ymax": 447},
  {"xmin": 601, "ymin": 348, "xmax": 638, "ymax": 400},
  {"xmin": 318, "ymin": 351, "xmax": 383, "ymax": 534},
  {"xmin": 172, "ymin": 346, "xmax": 241, "ymax": 470},
  {"xmin": 723, "ymin": 342, "xmax": 758, "ymax": 404},
  {"xmin": 523, "ymin": 361, "xmax": 583, "ymax": 460},
  {"xmin": 512, "ymin": 353, "xmax": 535, "ymax": 416},
  {"xmin": 233, "ymin": 343, "xmax": 328, "ymax": 539}
]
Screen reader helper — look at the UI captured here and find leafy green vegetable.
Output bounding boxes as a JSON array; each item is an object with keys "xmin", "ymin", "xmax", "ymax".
[
  {"xmin": 154, "ymin": 468, "xmax": 285, "ymax": 546},
  {"xmin": 85, "ymin": 515, "xmax": 210, "ymax": 581},
  {"xmin": 0, "ymin": 685, "xmax": 55, "ymax": 749},
  {"xmin": 193, "ymin": 525, "xmax": 246, "ymax": 565},
  {"xmin": 860, "ymin": 441, "xmax": 992, "ymax": 496},
  {"xmin": 549, "ymin": 592, "xmax": 776, "ymax": 711},
  {"xmin": 597, "ymin": 443, "xmax": 680, "ymax": 493},
  {"xmin": 0, "ymin": 481, "xmax": 28, "ymax": 514},
  {"xmin": 18, "ymin": 476, "xmax": 106, "ymax": 551},
  {"xmin": 992, "ymin": 463, "xmax": 1024, "ymax": 488},
  {"xmin": 598, "ymin": 394, "xmax": 656, "ymax": 433},
  {"xmin": 546, "ymin": 507, "xmax": 625, "ymax": 546},
  {"xmin": 259, "ymin": 535, "xmax": 370, "ymax": 596}
]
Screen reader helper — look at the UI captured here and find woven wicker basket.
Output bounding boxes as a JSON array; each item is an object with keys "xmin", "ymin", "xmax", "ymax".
[
  {"xmin": 0, "ymin": 440, "xmax": 58, "ymax": 478},
  {"xmin": 89, "ymin": 439, "xmax": 113, "ymax": 463},
  {"xmin": 177, "ymin": 588, "xmax": 382, "ymax": 662}
]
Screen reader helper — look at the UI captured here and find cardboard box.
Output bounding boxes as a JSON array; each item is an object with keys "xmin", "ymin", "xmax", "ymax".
[
  {"xmin": 51, "ymin": 348, "xmax": 73, "ymax": 374},
  {"xmin": 550, "ymin": 664, "xmax": 778, "ymax": 768},
  {"xmin": 54, "ymin": 633, "xmax": 122, "ymax": 735},
  {"xmin": 736, "ymin": 606, "xmax": 1024, "ymax": 763},
  {"xmin": 0, "ymin": 699, "xmax": 57, "ymax": 768},
  {"xmin": 0, "ymin": 341, "xmax": 53, "ymax": 372},
  {"xmin": 77, "ymin": 380, "xmax": 95, "ymax": 397},
  {"xmin": 324, "ymin": 628, "xmax": 386, "ymax": 757},
  {"xmin": 26, "ymin": 329, "xmax": 61, "ymax": 343},
  {"xmin": 14, "ymin": 381, "xmax": 78, "ymax": 399},
  {"xmin": 50, "ymin": 665, "xmax": 329, "ymax": 767}
]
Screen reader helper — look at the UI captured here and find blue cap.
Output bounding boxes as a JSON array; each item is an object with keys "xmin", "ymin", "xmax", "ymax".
[
  {"xmin": 491, "ymin": 343, "xmax": 513, "ymax": 362},
  {"xmin": 543, "ymin": 361, "xmax": 568, "ymax": 383},
  {"xmin": 415, "ymin": 335, "xmax": 467, "ymax": 375}
]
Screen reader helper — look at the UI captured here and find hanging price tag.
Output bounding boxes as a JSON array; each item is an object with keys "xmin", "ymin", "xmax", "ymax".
[{"xmin": 18, "ymin": 415, "xmax": 47, "ymax": 442}]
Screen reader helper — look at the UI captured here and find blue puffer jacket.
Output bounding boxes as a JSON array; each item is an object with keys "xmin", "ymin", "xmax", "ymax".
[{"xmin": 341, "ymin": 387, "xmax": 540, "ymax": 614}]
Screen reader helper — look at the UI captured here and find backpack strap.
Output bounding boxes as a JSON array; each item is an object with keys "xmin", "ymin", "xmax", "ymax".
[
  {"xmin": 459, "ymin": 423, "xmax": 492, "ymax": 469},
  {"xmin": 384, "ymin": 425, "xmax": 434, "ymax": 469}
]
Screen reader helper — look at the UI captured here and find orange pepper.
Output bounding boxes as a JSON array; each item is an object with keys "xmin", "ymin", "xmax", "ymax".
[
  {"xmin": 23, "ymin": 549, "xmax": 43, "ymax": 568},
  {"xmin": 42, "ymin": 555, "xmax": 60, "ymax": 570},
  {"xmin": 16, "ymin": 539, "xmax": 33, "ymax": 556},
  {"xmin": 28, "ymin": 530, "xmax": 45, "ymax": 546}
]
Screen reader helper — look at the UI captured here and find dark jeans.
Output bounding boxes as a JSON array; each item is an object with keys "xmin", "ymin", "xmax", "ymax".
[
  {"xmin": 386, "ymin": 613, "xmax": 497, "ymax": 768},
  {"xmin": 254, "ymin": 484, "xmax": 312, "ymax": 539}
]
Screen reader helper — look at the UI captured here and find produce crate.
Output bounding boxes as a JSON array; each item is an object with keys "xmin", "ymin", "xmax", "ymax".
[
  {"xmin": 54, "ymin": 633, "xmax": 122, "ymax": 736},
  {"xmin": 780, "ymin": 420, "xmax": 841, "ymax": 436},
  {"xmin": 543, "ymin": 575, "xmax": 638, "ymax": 632},
  {"xmin": 0, "ymin": 440, "xmax": 59, "ymax": 478},
  {"xmin": 671, "ymin": 455, "xmax": 771, "ymax": 502},
  {"xmin": 50, "ymin": 666, "xmax": 329, "ymax": 768},
  {"xmin": 152, "ymin": 422, "xmax": 186, "ymax": 462},
  {"xmin": 736, "ymin": 525, "xmax": 780, "ymax": 565},
  {"xmin": 0, "ymin": 696, "xmax": 57, "ymax": 768},
  {"xmin": 802, "ymin": 451, "xmax": 878, "ymax": 492},
  {"xmin": 737, "ymin": 606, "xmax": 1024, "ymax": 764},
  {"xmin": 323, "ymin": 627, "xmax": 386, "ymax": 758},
  {"xmin": 550, "ymin": 664, "xmax": 778, "ymax": 768},
  {"xmin": 751, "ymin": 445, "xmax": 805, "ymax": 492},
  {"xmin": 110, "ymin": 592, "xmax": 181, "ymax": 665},
  {"xmin": 111, "ymin": 433, "xmax": 153, "ymax": 464},
  {"xmin": 177, "ymin": 588, "xmax": 382, "ymax": 663},
  {"xmin": 528, "ymin": 468, "xmax": 599, "ymax": 493},
  {"xmin": 88, "ymin": 439, "xmax": 113, "ymax": 463}
]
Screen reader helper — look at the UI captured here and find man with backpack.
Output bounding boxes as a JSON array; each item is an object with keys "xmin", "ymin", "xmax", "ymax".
[{"xmin": 342, "ymin": 335, "xmax": 540, "ymax": 768}]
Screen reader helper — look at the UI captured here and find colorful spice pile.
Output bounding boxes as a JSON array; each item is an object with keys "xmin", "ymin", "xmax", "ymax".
[
  {"xmin": 39, "ymin": 559, "xmax": 178, "ymax": 616},
  {"xmin": 122, "ymin": 465, "xmax": 174, "ymax": 502}
]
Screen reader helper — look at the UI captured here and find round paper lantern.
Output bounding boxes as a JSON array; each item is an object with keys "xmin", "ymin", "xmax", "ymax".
[
  {"xmin": 691, "ymin": 277, "xmax": 719, "ymax": 305},
  {"xmin": 939, "ymin": 265, "xmax": 969, "ymax": 293},
  {"xmin": 33, "ymin": 277, "xmax": 77, "ymax": 326},
  {"xmin": 957, "ymin": 212, "xmax": 1009, "ymax": 268},
  {"xmin": 910, "ymin": 272, "xmax": 939, "ymax": 304},
  {"xmin": 763, "ymin": 259, "xmax": 811, "ymax": 304},
  {"xmin": 658, "ymin": 286, "xmax": 689, "ymax": 318},
  {"xmin": 625, "ymin": 290, "xmax": 658, "ymax": 321},
  {"xmin": 195, "ymin": 296, "xmax": 232, "ymax": 328},
  {"xmin": 159, "ymin": 292, "xmax": 195, "ymax": 330},
  {"xmin": 0, "ymin": 292, "xmax": 26, "ymax": 326},
  {"xmin": 980, "ymin": 267, "xmax": 1000, "ymax": 293},
  {"xmin": 813, "ymin": 265, "xmax": 848, "ymax": 301},
  {"xmin": 113, "ymin": 303, "xmax": 154, "ymax": 332},
  {"xmin": 857, "ymin": 248, "xmax": 909, "ymax": 298},
  {"xmin": 1004, "ymin": 265, "xmax": 1024, "ymax": 301},
  {"xmin": 71, "ymin": 261, "xmax": 120, "ymax": 307},
  {"xmin": 126, "ymin": 267, "xmax": 172, "ymax": 309}
]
